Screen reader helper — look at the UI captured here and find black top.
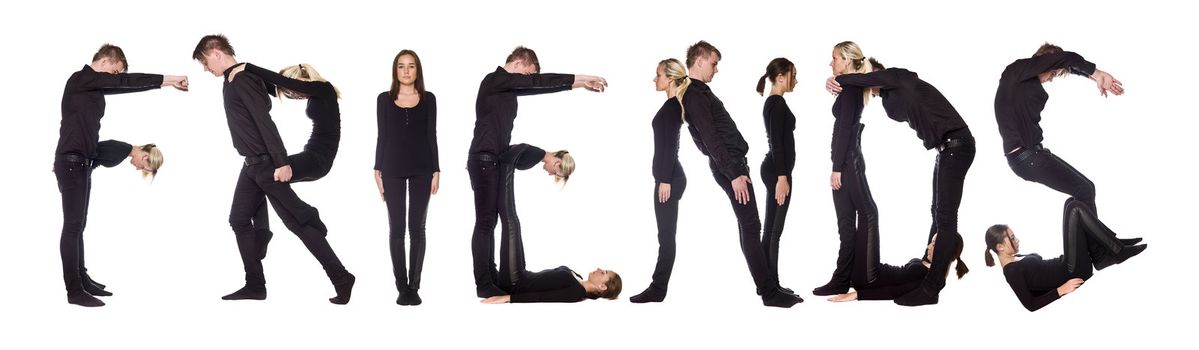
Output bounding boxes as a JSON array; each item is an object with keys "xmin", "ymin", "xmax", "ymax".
[
  {"xmin": 762, "ymin": 95, "xmax": 796, "ymax": 176},
  {"xmin": 92, "ymin": 140, "xmax": 133, "ymax": 169},
  {"xmin": 829, "ymin": 85, "xmax": 866, "ymax": 172},
  {"xmin": 242, "ymin": 63, "xmax": 340, "ymax": 155},
  {"xmin": 374, "ymin": 91, "xmax": 440, "ymax": 178},
  {"xmin": 652, "ymin": 98, "xmax": 684, "ymax": 183},
  {"xmin": 509, "ymin": 266, "xmax": 587, "ymax": 303},
  {"xmin": 500, "ymin": 143, "xmax": 546, "ymax": 171},
  {"xmin": 57, "ymin": 65, "xmax": 163, "ymax": 158},
  {"xmin": 994, "ymin": 52, "xmax": 1096, "ymax": 153},
  {"xmin": 470, "ymin": 67, "xmax": 575, "ymax": 156},
  {"xmin": 682, "ymin": 80, "xmax": 750, "ymax": 179},
  {"xmin": 222, "ymin": 63, "xmax": 289, "ymax": 168},
  {"xmin": 1002, "ymin": 254, "xmax": 1068, "ymax": 312},
  {"xmin": 836, "ymin": 68, "xmax": 968, "ymax": 150},
  {"xmin": 857, "ymin": 258, "xmax": 929, "ymax": 301}
]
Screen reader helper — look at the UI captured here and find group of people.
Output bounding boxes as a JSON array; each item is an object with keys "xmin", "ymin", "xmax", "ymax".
[{"xmin": 52, "ymin": 36, "xmax": 1145, "ymax": 311}]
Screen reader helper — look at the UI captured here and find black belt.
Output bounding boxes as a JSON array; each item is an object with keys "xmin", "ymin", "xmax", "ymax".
[
  {"xmin": 469, "ymin": 153, "xmax": 498, "ymax": 163},
  {"xmin": 936, "ymin": 138, "xmax": 972, "ymax": 152},
  {"xmin": 244, "ymin": 154, "xmax": 272, "ymax": 166},
  {"xmin": 57, "ymin": 153, "xmax": 93, "ymax": 167}
]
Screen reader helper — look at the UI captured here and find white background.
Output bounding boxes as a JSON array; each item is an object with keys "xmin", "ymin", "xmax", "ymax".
[{"xmin": 1, "ymin": 0, "xmax": 1194, "ymax": 348}]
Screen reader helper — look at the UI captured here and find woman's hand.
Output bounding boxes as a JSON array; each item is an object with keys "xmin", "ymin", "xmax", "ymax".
[
  {"xmin": 827, "ymin": 291, "xmax": 858, "ymax": 302},
  {"xmin": 1057, "ymin": 278, "xmax": 1084, "ymax": 297},
  {"xmin": 775, "ymin": 176, "xmax": 790, "ymax": 205},
  {"xmin": 374, "ymin": 170, "xmax": 385, "ymax": 201},
  {"xmin": 1091, "ymin": 69, "xmax": 1124, "ymax": 97},
  {"xmin": 825, "ymin": 76, "xmax": 842, "ymax": 95},
  {"xmin": 481, "ymin": 295, "xmax": 511, "ymax": 304},
  {"xmin": 431, "ymin": 172, "xmax": 440, "ymax": 195},
  {"xmin": 731, "ymin": 175, "xmax": 752, "ymax": 205},
  {"xmin": 658, "ymin": 183, "xmax": 672, "ymax": 203},
  {"xmin": 830, "ymin": 172, "xmax": 842, "ymax": 190}
]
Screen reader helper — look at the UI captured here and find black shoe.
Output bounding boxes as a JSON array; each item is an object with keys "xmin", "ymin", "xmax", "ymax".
[
  {"xmin": 1095, "ymin": 244, "xmax": 1147, "ymax": 270},
  {"xmin": 83, "ymin": 282, "xmax": 112, "ymax": 297},
  {"xmin": 82, "ymin": 272, "xmax": 107, "ymax": 290},
  {"xmin": 1119, "ymin": 237, "xmax": 1142, "ymax": 245},
  {"xmin": 762, "ymin": 288, "xmax": 803, "ymax": 308},
  {"xmin": 67, "ymin": 293, "xmax": 105, "ymax": 307},
  {"xmin": 629, "ymin": 286, "xmax": 667, "ymax": 303},
  {"xmin": 812, "ymin": 281, "xmax": 849, "ymax": 296},
  {"xmin": 397, "ymin": 288, "xmax": 422, "ymax": 306},
  {"xmin": 222, "ymin": 286, "xmax": 267, "ymax": 300},
  {"xmin": 476, "ymin": 284, "xmax": 506, "ymax": 298},
  {"xmin": 329, "ymin": 273, "xmax": 356, "ymax": 305},
  {"xmin": 894, "ymin": 286, "xmax": 939, "ymax": 307}
]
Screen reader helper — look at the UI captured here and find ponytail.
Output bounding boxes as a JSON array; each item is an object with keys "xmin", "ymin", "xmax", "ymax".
[
  {"xmin": 756, "ymin": 74, "xmax": 768, "ymax": 96},
  {"xmin": 658, "ymin": 58, "xmax": 691, "ymax": 122},
  {"xmin": 955, "ymin": 258, "xmax": 970, "ymax": 279},
  {"xmin": 756, "ymin": 57, "xmax": 796, "ymax": 96},
  {"xmin": 983, "ymin": 224, "xmax": 1011, "ymax": 267},
  {"xmin": 984, "ymin": 249, "xmax": 996, "ymax": 267}
]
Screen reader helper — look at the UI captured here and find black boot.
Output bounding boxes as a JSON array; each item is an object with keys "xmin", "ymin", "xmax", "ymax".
[
  {"xmin": 894, "ymin": 286, "xmax": 938, "ymax": 307},
  {"xmin": 329, "ymin": 273, "xmax": 355, "ymax": 305},
  {"xmin": 83, "ymin": 282, "xmax": 112, "ymax": 297},
  {"xmin": 812, "ymin": 279, "xmax": 849, "ymax": 296},
  {"xmin": 255, "ymin": 229, "xmax": 273, "ymax": 260},
  {"xmin": 1119, "ymin": 237, "xmax": 1142, "ymax": 245},
  {"xmin": 397, "ymin": 287, "xmax": 422, "ymax": 306},
  {"xmin": 762, "ymin": 288, "xmax": 803, "ymax": 308},
  {"xmin": 1094, "ymin": 244, "xmax": 1147, "ymax": 270},
  {"xmin": 629, "ymin": 285, "xmax": 668, "ymax": 303},
  {"xmin": 67, "ymin": 292, "xmax": 105, "ymax": 307},
  {"xmin": 221, "ymin": 285, "xmax": 266, "ymax": 300},
  {"xmin": 82, "ymin": 272, "xmax": 107, "ymax": 290}
]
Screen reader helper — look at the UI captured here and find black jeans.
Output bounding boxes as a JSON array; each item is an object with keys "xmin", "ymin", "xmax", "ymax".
[
  {"xmin": 830, "ymin": 124, "xmax": 878, "ymax": 287},
  {"xmin": 383, "ymin": 174, "xmax": 432, "ymax": 291},
  {"xmin": 1007, "ymin": 146, "xmax": 1097, "ymax": 214},
  {"xmin": 54, "ymin": 155, "xmax": 92, "ymax": 295},
  {"xmin": 760, "ymin": 158, "xmax": 792, "ymax": 283},
  {"xmin": 249, "ymin": 150, "xmax": 336, "ymax": 258},
  {"xmin": 920, "ymin": 132, "xmax": 975, "ymax": 293},
  {"xmin": 467, "ymin": 153, "xmax": 501, "ymax": 289},
  {"xmin": 1062, "ymin": 199, "xmax": 1123, "ymax": 276},
  {"xmin": 708, "ymin": 160, "xmax": 777, "ymax": 295},
  {"xmin": 228, "ymin": 160, "xmax": 350, "ymax": 289},
  {"xmin": 646, "ymin": 162, "xmax": 686, "ymax": 292}
]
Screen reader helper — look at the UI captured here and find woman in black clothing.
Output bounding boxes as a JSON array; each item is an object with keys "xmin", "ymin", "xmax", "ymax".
[
  {"xmin": 827, "ymin": 233, "xmax": 968, "ymax": 303},
  {"xmin": 756, "ymin": 57, "xmax": 797, "ymax": 293},
  {"xmin": 813, "ymin": 41, "xmax": 881, "ymax": 297},
  {"xmin": 374, "ymin": 50, "xmax": 440, "ymax": 305},
  {"xmin": 629, "ymin": 58, "xmax": 688, "ymax": 303},
  {"xmin": 481, "ymin": 144, "xmax": 622, "ymax": 303},
  {"xmin": 983, "ymin": 199, "xmax": 1146, "ymax": 311}
]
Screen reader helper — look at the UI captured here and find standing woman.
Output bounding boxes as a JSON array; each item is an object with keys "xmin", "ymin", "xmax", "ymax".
[
  {"xmin": 374, "ymin": 50, "xmax": 439, "ymax": 305},
  {"xmin": 629, "ymin": 58, "xmax": 688, "ymax": 303},
  {"xmin": 812, "ymin": 41, "xmax": 880, "ymax": 297},
  {"xmin": 756, "ymin": 58, "xmax": 797, "ymax": 293}
]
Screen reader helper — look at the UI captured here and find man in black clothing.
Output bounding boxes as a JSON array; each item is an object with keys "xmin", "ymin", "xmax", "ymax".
[
  {"xmin": 468, "ymin": 46, "xmax": 608, "ymax": 297},
  {"xmin": 193, "ymin": 35, "xmax": 355, "ymax": 304},
  {"xmin": 681, "ymin": 41, "xmax": 801, "ymax": 308},
  {"xmin": 55, "ymin": 44, "xmax": 187, "ymax": 307}
]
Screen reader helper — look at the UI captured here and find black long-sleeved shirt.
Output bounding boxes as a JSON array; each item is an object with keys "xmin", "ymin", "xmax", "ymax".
[
  {"xmin": 762, "ymin": 95, "xmax": 796, "ymax": 176},
  {"xmin": 57, "ymin": 65, "xmax": 163, "ymax": 158},
  {"xmin": 829, "ymin": 85, "xmax": 865, "ymax": 172},
  {"xmin": 652, "ymin": 98, "xmax": 684, "ymax": 183},
  {"xmin": 836, "ymin": 68, "xmax": 968, "ymax": 150},
  {"xmin": 92, "ymin": 140, "xmax": 133, "ymax": 169},
  {"xmin": 994, "ymin": 52, "xmax": 1097, "ymax": 153},
  {"xmin": 470, "ymin": 67, "xmax": 575, "ymax": 156},
  {"xmin": 682, "ymin": 80, "xmax": 750, "ymax": 179},
  {"xmin": 375, "ymin": 91, "xmax": 440, "ymax": 178},
  {"xmin": 856, "ymin": 258, "xmax": 929, "ymax": 301},
  {"xmin": 222, "ymin": 63, "xmax": 289, "ymax": 168},
  {"xmin": 243, "ymin": 63, "xmax": 341, "ymax": 155},
  {"xmin": 1003, "ymin": 254, "xmax": 1070, "ymax": 312},
  {"xmin": 500, "ymin": 143, "xmax": 546, "ymax": 170},
  {"xmin": 509, "ymin": 266, "xmax": 587, "ymax": 303}
]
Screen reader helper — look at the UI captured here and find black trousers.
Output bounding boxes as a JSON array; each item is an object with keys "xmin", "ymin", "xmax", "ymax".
[
  {"xmin": 54, "ymin": 155, "xmax": 93, "ymax": 295},
  {"xmin": 1062, "ymin": 198, "xmax": 1124, "ymax": 276},
  {"xmin": 920, "ymin": 132, "xmax": 975, "ymax": 294},
  {"xmin": 759, "ymin": 158, "xmax": 792, "ymax": 283},
  {"xmin": 467, "ymin": 153, "xmax": 501, "ymax": 289},
  {"xmin": 1007, "ymin": 146, "xmax": 1097, "ymax": 215},
  {"xmin": 646, "ymin": 162, "xmax": 686, "ymax": 292},
  {"xmin": 248, "ymin": 150, "xmax": 336, "ymax": 257},
  {"xmin": 383, "ymin": 174, "xmax": 432, "ymax": 291},
  {"xmin": 852, "ymin": 218, "xmax": 927, "ymax": 300},
  {"xmin": 708, "ymin": 159, "xmax": 777, "ymax": 294},
  {"xmin": 228, "ymin": 160, "xmax": 350, "ymax": 289},
  {"xmin": 830, "ymin": 124, "xmax": 878, "ymax": 287}
]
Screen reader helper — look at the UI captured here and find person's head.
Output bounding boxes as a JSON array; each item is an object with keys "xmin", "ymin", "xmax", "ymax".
[
  {"xmin": 130, "ymin": 144, "xmax": 163, "ymax": 180},
  {"xmin": 91, "ymin": 44, "xmax": 128, "ymax": 74},
  {"xmin": 925, "ymin": 233, "xmax": 970, "ymax": 279},
  {"xmin": 390, "ymin": 49, "xmax": 425, "ymax": 100},
  {"xmin": 542, "ymin": 150, "xmax": 576, "ymax": 184},
  {"xmin": 983, "ymin": 224, "xmax": 1019, "ymax": 267},
  {"xmin": 686, "ymin": 40, "xmax": 722, "ymax": 82},
  {"xmin": 277, "ymin": 64, "xmax": 341, "ymax": 99},
  {"xmin": 192, "ymin": 34, "xmax": 237, "ymax": 77},
  {"xmin": 756, "ymin": 57, "xmax": 796, "ymax": 96},
  {"xmin": 830, "ymin": 41, "xmax": 872, "ymax": 76},
  {"xmin": 655, "ymin": 58, "xmax": 691, "ymax": 122},
  {"xmin": 1033, "ymin": 43, "xmax": 1067, "ymax": 83},
  {"xmin": 505, "ymin": 46, "xmax": 540, "ymax": 74},
  {"xmin": 584, "ymin": 268, "xmax": 622, "ymax": 300}
]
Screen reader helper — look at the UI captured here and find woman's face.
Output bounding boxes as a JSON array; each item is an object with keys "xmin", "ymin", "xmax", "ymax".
[
  {"xmin": 396, "ymin": 54, "xmax": 419, "ymax": 87},
  {"xmin": 129, "ymin": 149, "xmax": 151, "ymax": 174},
  {"xmin": 1002, "ymin": 228, "xmax": 1021, "ymax": 255},
  {"xmin": 830, "ymin": 47, "xmax": 851, "ymax": 76},
  {"xmin": 588, "ymin": 268, "xmax": 615, "ymax": 285},
  {"xmin": 542, "ymin": 156, "xmax": 563, "ymax": 178},
  {"xmin": 777, "ymin": 68, "xmax": 797, "ymax": 93},
  {"xmin": 654, "ymin": 65, "xmax": 670, "ymax": 92}
]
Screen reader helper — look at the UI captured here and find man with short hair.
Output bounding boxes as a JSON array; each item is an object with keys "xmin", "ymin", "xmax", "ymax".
[{"xmin": 192, "ymin": 34, "xmax": 355, "ymax": 304}]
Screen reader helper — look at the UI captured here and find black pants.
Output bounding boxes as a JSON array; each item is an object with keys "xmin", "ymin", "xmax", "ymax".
[
  {"xmin": 920, "ymin": 131, "xmax": 975, "ymax": 294},
  {"xmin": 468, "ymin": 153, "xmax": 501, "ymax": 289},
  {"xmin": 1007, "ymin": 146, "xmax": 1097, "ymax": 215},
  {"xmin": 228, "ymin": 160, "xmax": 350, "ymax": 289},
  {"xmin": 1062, "ymin": 199, "xmax": 1123, "ymax": 276},
  {"xmin": 830, "ymin": 124, "xmax": 878, "ymax": 287},
  {"xmin": 646, "ymin": 162, "xmax": 686, "ymax": 292},
  {"xmin": 708, "ymin": 160, "xmax": 777, "ymax": 294},
  {"xmin": 383, "ymin": 174, "xmax": 432, "ymax": 291},
  {"xmin": 54, "ymin": 155, "xmax": 93, "ymax": 295},
  {"xmin": 248, "ymin": 150, "xmax": 336, "ymax": 257},
  {"xmin": 852, "ymin": 219, "xmax": 927, "ymax": 300},
  {"xmin": 760, "ymin": 158, "xmax": 792, "ymax": 283}
]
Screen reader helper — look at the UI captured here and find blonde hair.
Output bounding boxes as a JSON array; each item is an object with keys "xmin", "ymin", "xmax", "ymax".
[
  {"xmin": 142, "ymin": 144, "xmax": 163, "ymax": 180},
  {"xmin": 834, "ymin": 41, "xmax": 875, "ymax": 104},
  {"xmin": 278, "ymin": 64, "xmax": 341, "ymax": 99},
  {"xmin": 553, "ymin": 150, "xmax": 575, "ymax": 185},
  {"xmin": 658, "ymin": 58, "xmax": 690, "ymax": 122}
]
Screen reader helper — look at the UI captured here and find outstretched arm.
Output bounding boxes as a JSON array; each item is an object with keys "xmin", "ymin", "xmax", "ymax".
[
  {"xmin": 242, "ymin": 63, "xmax": 335, "ymax": 98},
  {"xmin": 92, "ymin": 140, "xmax": 133, "ymax": 168}
]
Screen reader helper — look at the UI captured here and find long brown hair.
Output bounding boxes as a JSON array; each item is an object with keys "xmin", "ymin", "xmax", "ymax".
[
  {"xmin": 983, "ymin": 224, "xmax": 1011, "ymax": 267},
  {"xmin": 756, "ymin": 57, "xmax": 795, "ymax": 96},
  {"xmin": 389, "ymin": 49, "xmax": 425, "ymax": 100}
]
